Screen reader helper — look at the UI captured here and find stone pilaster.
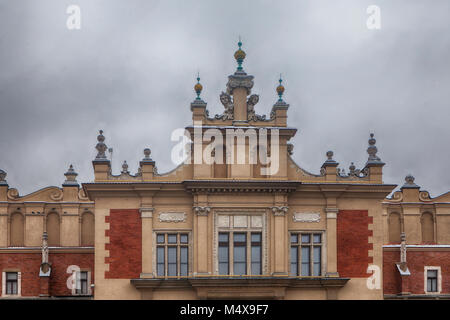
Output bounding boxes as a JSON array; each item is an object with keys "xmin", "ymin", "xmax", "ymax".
[
  {"xmin": 271, "ymin": 206, "xmax": 289, "ymax": 275},
  {"xmin": 325, "ymin": 207, "xmax": 339, "ymax": 277},
  {"xmin": 193, "ymin": 206, "xmax": 211, "ymax": 275},
  {"xmin": 140, "ymin": 207, "xmax": 154, "ymax": 277}
]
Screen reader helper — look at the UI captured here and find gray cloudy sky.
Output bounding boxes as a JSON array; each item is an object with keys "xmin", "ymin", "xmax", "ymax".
[{"xmin": 0, "ymin": 0, "xmax": 449, "ymax": 197}]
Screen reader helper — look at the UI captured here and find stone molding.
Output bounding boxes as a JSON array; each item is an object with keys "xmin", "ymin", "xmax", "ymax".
[{"xmin": 139, "ymin": 207, "xmax": 154, "ymax": 218}]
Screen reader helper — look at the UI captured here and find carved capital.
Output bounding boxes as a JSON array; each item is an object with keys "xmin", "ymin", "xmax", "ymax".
[
  {"xmin": 139, "ymin": 207, "xmax": 154, "ymax": 218},
  {"xmin": 271, "ymin": 206, "xmax": 288, "ymax": 216},
  {"xmin": 193, "ymin": 206, "xmax": 211, "ymax": 216},
  {"xmin": 325, "ymin": 208, "xmax": 339, "ymax": 219}
]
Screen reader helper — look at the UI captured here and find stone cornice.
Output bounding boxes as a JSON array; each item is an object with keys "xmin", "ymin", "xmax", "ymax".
[{"xmin": 130, "ymin": 277, "xmax": 350, "ymax": 290}]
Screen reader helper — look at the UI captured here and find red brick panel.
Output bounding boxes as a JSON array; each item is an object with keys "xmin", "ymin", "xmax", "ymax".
[
  {"xmin": 382, "ymin": 250, "xmax": 401, "ymax": 294},
  {"xmin": 0, "ymin": 252, "xmax": 94, "ymax": 297},
  {"xmin": 337, "ymin": 210, "xmax": 373, "ymax": 278},
  {"xmin": 48, "ymin": 253, "xmax": 94, "ymax": 296},
  {"xmin": 383, "ymin": 249, "xmax": 450, "ymax": 294},
  {"xmin": 105, "ymin": 209, "xmax": 142, "ymax": 279}
]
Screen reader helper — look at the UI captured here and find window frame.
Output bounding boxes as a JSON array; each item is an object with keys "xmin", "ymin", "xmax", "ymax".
[
  {"xmin": 214, "ymin": 211, "xmax": 267, "ymax": 276},
  {"xmin": 72, "ymin": 270, "xmax": 92, "ymax": 296},
  {"xmin": 424, "ymin": 266, "xmax": 441, "ymax": 294},
  {"xmin": 153, "ymin": 231, "xmax": 192, "ymax": 278},
  {"xmin": 289, "ymin": 231, "xmax": 325, "ymax": 277},
  {"xmin": 1, "ymin": 271, "xmax": 21, "ymax": 297}
]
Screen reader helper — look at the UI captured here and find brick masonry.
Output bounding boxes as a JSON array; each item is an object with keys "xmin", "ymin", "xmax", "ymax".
[
  {"xmin": 337, "ymin": 210, "xmax": 373, "ymax": 277},
  {"xmin": 0, "ymin": 252, "xmax": 94, "ymax": 297},
  {"xmin": 105, "ymin": 209, "xmax": 142, "ymax": 279},
  {"xmin": 383, "ymin": 249, "xmax": 450, "ymax": 294}
]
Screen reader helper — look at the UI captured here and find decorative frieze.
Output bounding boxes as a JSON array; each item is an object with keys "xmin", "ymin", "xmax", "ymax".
[
  {"xmin": 271, "ymin": 206, "xmax": 288, "ymax": 216},
  {"xmin": 158, "ymin": 212, "xmax": 186, "ymax": 223},
  {"xmin": 292, "ymin": 212, "xmax": 321, "ymax": 223}
]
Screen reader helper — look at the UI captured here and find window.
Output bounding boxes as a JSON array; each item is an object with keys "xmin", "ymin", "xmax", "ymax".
[
  {"xmin": 427, "ymin": 270, "xmax": 437, "ymax": 292},
  {"xmin": 76, "ymin": 271, "xmax": 89, "ymax": 295},
  {"xmin": 424, "ymin": 267, "xmax": 441, "ymax": 294},
  {"xmin": 2, "ymin": 271, "xmax": 21, "ymax": 296},
  {"xmin": 6, "ymin": 272, "xmax": 18, "ymax": 295},
  {"xmin": 290, "ymin": 232, "xmax": 322, "ymax": 276},
  {"xmin": 218, "ymin": 231, "xmax": 262, "ymax": 276},
  {"xmin": 156, "ymin": 233, "xmax": 189, "ymax": 277}
]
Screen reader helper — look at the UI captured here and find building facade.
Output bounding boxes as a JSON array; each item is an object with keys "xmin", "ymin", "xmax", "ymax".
[{"xmin": 0, "ymin": 43, "xmax": 449, "ymax": 299}]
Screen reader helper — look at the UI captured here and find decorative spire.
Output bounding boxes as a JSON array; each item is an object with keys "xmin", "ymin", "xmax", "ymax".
[
  {"xmin": 194, "ymin": 73, "xmax": 203, "ymax": 100},
  {"xmin": 234, "ymin": 38, "xmax": 246, "ymax": 73},
  {"xmin": 95, "ymin": 130, "xmax": 108, "ymax": 160},
  {"xmin": 63, "ymin": 164, "xmax": 79, "ymax": 186},
  {"xmin": 0, "ymin": 169, "xmax": 6, "ymax": 185},
  {"xmin": 276, "ymin": 75, "xmax": 285, "ymax": 102},
  {"xmin": 366, "ymin": 133, "xmax": 384, "ymax": 165}
]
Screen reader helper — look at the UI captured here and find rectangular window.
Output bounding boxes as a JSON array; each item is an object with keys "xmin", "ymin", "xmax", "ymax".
[
  {"xmin": 290, "ymin": 232, "xmax": 322, "ymax": 276},
  {"xmin": 156, "ymin": 233, "xmax": 189, "ymax": 277},
  {"xmin": 6, "ymin": 272, "xmax": 18, "ymax": 295},
  {"xmin": 251, "ymin": 233, "xmax": 262, "ymax": 275},
  {"xmin": 218, "ymin": 233, "xmax": 229, "ymax": 275},
  {"xmin": 233, "ymin": 233, "xmax": 247, "ymax": 276},
  {"xmin": 427, "ymin": 270, "xmax": 438, "ymax": 292},
  {"xmin": 76, "ymin": 271, "xmax": 89, "ymax": 295},
  {"xmin": 218, "ymin": 231, "xmax": 262, "ymax": 276}
]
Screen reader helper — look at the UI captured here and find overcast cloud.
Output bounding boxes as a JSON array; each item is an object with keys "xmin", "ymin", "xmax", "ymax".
[{"xmin": 0, "ymin": 0, "xmax": 449, "ymax": 197}]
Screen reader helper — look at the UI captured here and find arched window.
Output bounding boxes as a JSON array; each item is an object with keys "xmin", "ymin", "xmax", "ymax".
[
  {"xmin": 81, "ymin": 212, "xmax": 95, "ymax": 246},
  {"xmin": 388, "ymin": 212, "xmax": 401, "ymax": 243},
  {"xmin": 421, "ymin": 212, "xmax": 434, "ymax": 243},
  {"xmin": 10, "ymin": 212, "xmax": 24, "ymax": 247},
  {"xmin": 46, "ymin": 212, "xmax": 60, "ymax": 246}
]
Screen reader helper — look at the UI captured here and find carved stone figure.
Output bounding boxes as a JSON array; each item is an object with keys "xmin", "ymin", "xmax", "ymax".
[
  {"xmin": 247, "ymin": 94, "xmax": 266, "ymax": 121},
  {"xmin": 215, "ymin": 92, "xmax": 234, "ymax": 120}
]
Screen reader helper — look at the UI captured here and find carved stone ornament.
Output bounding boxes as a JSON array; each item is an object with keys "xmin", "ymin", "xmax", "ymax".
[
  {"xmin": 293, "ymin": 212, "xmax": 321, "ymax": 223},
  {"xmin": 193, "ymin": 206, "xmax": 211, "ymax": 216},
  {"xmin": 95, "ymin": 130, "xmax": 108, "ymax": 160},
  {"xmin": 271, "ymin": 206, "xmax": 288, "ymax": 216},
  {"xmin": 226, "ymin": 74, "xmax": 254, "ymax": 95},
  {"xmin": 49, "ymin": 189, "xmax": 63, "ymax": 201},
  {"xmin": 158, "ymin": 212, "xmax": 186, "ymax": 223},
  {"xmin": 247, "ymin": 94, "xmax": 266, "ymax": 121},
  {"xmin": 215, "ymin": 92, "xmax": 234, "ymax": 121},
  {"xmin": 7, "ymin": 188, "xmax": 19, "ymax": 200}
]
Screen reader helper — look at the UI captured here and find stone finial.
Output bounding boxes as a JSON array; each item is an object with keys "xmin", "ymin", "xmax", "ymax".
[
  {"xmin": 276, "ymin": 75, "xmax": 285, "ymax": 102},
  {"xmin": 63, "ymin": 164, "xmax": 79, "ymax": 186},
  {"xmin": 234, "ymin": 38, "xmax": 246, "ymax": 73},
  {"xmin": 0, "ymin": 169, "xmax": 7, "ymax": 185},
  {"xmin": 401, "ymin": 174, "xmax": 420, "ymax": 189},
  {"xmin": 326, "ymin": 151, "xmax": 334, "ymax": 161},
  {"xmin": 366, "ymin": 133, "xmax": 383, "ymax": 165},
  {"xmin": 194, "ymin": 73, "xmax": 203, "ymax": 100},
  {"xmin": 95, "ymin": 130, "xmax": 108, "ymax": 160},
  {"xmin": 143, "ymin": 148, "xmax": 151, "ymax": 160},
  {"xmin": 121, "ymin": 161, "xmax": 129, "ymax": 174}
]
